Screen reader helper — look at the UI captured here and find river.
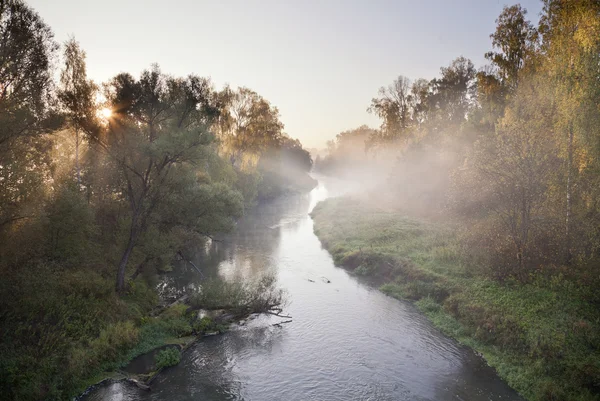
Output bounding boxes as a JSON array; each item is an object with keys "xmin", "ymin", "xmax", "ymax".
[{"xmin": 84, "ymin": 177, "xmax": 523, "ymax": 401}]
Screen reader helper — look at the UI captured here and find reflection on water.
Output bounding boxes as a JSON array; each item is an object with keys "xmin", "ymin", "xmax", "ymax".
[{"xmin": 83, "ymin": 175, "xmax": 523, "ymax": 401}]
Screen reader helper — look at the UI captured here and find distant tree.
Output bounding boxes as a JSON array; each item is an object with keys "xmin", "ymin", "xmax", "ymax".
[
  {"xmin": 317, "ymin": 125, "xmax": 378, "ymax": 174},
  {"xmin": 216, "ymin": 86, "xmax": 284, "ymax": 168},
  {"xmin": 368, "ymin": 75, "xmax": 413, "ymax": 141},
  {"xmin": 281, "ymin": 137, "xmax": 312, "ymax": 172},
  {"xmin": 410, "ymin": 78, "xmax": 431, "ymax": 126},
  {"xmin": 428, "ymin": 57, "xmax": 476, "ymax": 125},
  {"xmin": 485, "ymin": 5, "xmax": 538, "ymax": 92}
]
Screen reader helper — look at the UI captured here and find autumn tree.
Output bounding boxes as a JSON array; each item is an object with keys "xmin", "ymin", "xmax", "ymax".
[
  {"xmin": 216, "ymin": 86, "xmax": 284, "ymax": 168},
  {"xmin": 469, "ymin": 79, "xmax": 559, "ymax": 276},
  {"xmin": 485, "ymin": 5, "xmax": 538, "ymax": 92},
  {"xmin": 539, "ymin": 0, "xmax": 600, "ymax": 263}
]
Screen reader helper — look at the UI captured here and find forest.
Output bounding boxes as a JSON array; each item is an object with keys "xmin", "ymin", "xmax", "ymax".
[
  {"xmin": 0, "ymin": 1, "xmax": 314, "ymax": 398},
  {"xmin": 313, "ymin": 1, "xmax": 600, "ymax": 400}
]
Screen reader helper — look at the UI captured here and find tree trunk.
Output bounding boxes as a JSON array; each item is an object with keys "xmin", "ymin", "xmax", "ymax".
[
  {"xmin": 129, "ymin": 256, "xmax": 151, "ymax": 282},
  {"xmin": 520, "ymin": 187, "xmax": 528, "ymax": 272},
  {"xmin": 565, "ymin": 123, "xmax": 573, "ymax": 264},
  {"xmin": 116, "ymin": 229, "xmax": 137, "ymax": 295},
  {"xmin": 75, "ymin": 128, "xmax": 81, "ymax": 188}
]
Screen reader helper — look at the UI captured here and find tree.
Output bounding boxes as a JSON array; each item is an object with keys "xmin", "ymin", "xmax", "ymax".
[
  {"xmin": 280, "ymin": 137, "xmax": 312, "ymax": 173},
  {"xmin": 539, "ymin": 0, "xmax": 600, "ymax": 263},
  {"xmin": 428, "ymin": 56, "xmax": 476, "ymax": 125},
  {"xmin": 368, "ymin": 75, "xmax": 413, "ymax": 141},
  {"xmin": 216, "ymin": 86, "xmax": 284, "ymax": 168},
  {"xmin": 0, "ymin": 0, "xmax": 58, "ymax": 149},
  {"xmin": 467, "ymin": 78, "xmax": 559, "ymax": 276},
  {"xmin": 410, "ymin": 78, "xmax": 431, "ymax": 126},
  {"xmin": 58, "ymin": 38, "xmax": 98, "ymax": 188},
  {"xmin": 316, "ymin": 125, "xmax": 378, "ymax": 174},
  {"xmin": 0, "ymin": 0, "xmax": 59, "ymax": 229},
  {"xmin": 96, "ymin": 67, "xmax": 242, "ymax": 294},
  {"xmin": 485, "ymin": 5, "xmax": 538, "ymax": 92}
]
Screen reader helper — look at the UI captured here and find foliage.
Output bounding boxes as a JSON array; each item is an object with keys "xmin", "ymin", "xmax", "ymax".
[
  {"xmin": 190, "ymin": 274, "xmax": 285, "ymax": 316},
  {"xmin": 215, "ymin": 85, "xmax": 316, "ymax": 200},
  {"xmin": 0, "ymin": 1, "xmax": 302, "ymax": 398},
  {"xmin": 154, "ymin": 347, "xmax": 181, "ymax": 369},
  {"xmin": 314, "ymin": 125, "xmax": 379, "ymax": 175}
]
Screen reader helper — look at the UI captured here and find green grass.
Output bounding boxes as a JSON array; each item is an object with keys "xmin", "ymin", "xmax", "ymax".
[
  {"xmin": 0, "ymin": 264, "xmax": 197, "ymax": 401},
  {"xmin": 311, "ymin": 197, "xmax": 600, "ymax": 401}
]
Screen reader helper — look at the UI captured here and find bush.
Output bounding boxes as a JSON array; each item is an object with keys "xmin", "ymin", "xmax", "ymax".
[
  {"xmin": 154, "ymin": 347, "xmax": 181, "ymax": 369},
  {"xmin": 190, "ymin": 274, "xmax": 285, "ymax": 316}
]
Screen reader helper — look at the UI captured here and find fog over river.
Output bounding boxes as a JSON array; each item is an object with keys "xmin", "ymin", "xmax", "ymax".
[{"xmin": 84, "ymin": 176, "xmax": 523, "ymax": 401}]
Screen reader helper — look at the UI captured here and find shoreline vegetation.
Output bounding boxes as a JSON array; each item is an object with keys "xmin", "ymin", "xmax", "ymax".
[
  {"xmin": 0, "ymin": 1, "xmax": 311, "ymax": 398},
  {"xmin": 74, "ymin": 275, "xmax": 288, "ymax": 399},
  {"xmin": 311, "ymin": 197, "xmax": 600, "ymax": 401}
]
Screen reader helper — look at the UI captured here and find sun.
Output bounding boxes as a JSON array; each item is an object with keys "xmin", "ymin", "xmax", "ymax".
[{"xmin": 101, "ymin": 108, "xmax": 112, "ymax": 118}]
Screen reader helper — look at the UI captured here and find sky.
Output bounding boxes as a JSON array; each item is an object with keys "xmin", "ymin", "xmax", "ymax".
[{"xmin": 29, "ymin": 0, "xmax": 543, "ymax": 149}]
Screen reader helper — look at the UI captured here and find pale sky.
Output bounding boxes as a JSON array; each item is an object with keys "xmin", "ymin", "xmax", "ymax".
[{"xmin": 29, "ymin": 0, "xmax": 542, "ymax": 149}]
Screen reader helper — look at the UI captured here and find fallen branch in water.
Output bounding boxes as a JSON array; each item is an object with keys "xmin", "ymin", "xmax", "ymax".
[
  {"xmin": 126, "ymin": 378, "xmax": 150, "ymax": 391},
  {"xmin": 266, "ymin": 310, "xmax": 292, "ymax": 319},
  {"xmin": 272, "ymin": 319, "xmax": 292, "ymax": 327}
]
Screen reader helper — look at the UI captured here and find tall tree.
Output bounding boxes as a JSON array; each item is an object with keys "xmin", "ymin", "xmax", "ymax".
[
  {"xmin": 0, "ymin": 0, "xmax": 58, "ymax": 228},
  {"xmin": 216, "ymin": 86, "xmax": 284, "ymax": 168},
  {"xmin": 462, "ymin": 78, "xmax": 559, "ymax": 276},
  {"xmin": 94, "ymin": 67, "xmax": 242, "ymax": 294},
  {"xmin": 539, "ymin": 0, "xmax": 600, "ymax": 263},
  {"xmin": 485, "ymin": 5, "xmax": 538, "ymax": 92},
  {"xmin": 58, "ymin": 38, "xmax": 97, "ymax": 188},
  {"xmin": 0, "ymin": 0, "xmax": 58, "ymax": 149},
  {"xmin": 368, "ymin": 75, "xmax": 413, "ymax": 141},
  {"xmin": 428, "ymin": 56, "xmax": 476, "ymax": 125}
]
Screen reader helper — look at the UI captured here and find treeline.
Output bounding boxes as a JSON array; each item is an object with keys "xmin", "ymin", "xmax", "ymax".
[
  {"xmin": 314, "ymin": 2, "xmax": 600, "ymax": 399},
  {"xmin": 317, "ymin": 1, "xmax": 600, "ymax": 283},
  {"xmin": 0, "ymin": 1, "xmax": 313, "ymax": 399}
]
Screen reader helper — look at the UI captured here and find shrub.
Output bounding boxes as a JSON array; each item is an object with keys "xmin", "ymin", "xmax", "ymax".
[
  {"xmin": 190, "ymin": 274, "xmax": 285, "ymax": 316},
  {"xmin": 194, "ymin": 317, "xmax": 214, "ymax": 334},
  {"xmin": 154, "ymin": 347, "xmax": 181, "ymax": 369}
]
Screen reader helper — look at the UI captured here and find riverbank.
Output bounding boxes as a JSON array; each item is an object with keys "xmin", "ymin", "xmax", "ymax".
[
  {"xmin": 75, "ymin": 302, "xmax": 258, "ymax": 400},
  {"xmin": 0, "ymin": 249, "xmax": 284, "ymax": 401},
  {"xmin": 311, "ymin": 197, "xmax": 600, "ymax": 401}
]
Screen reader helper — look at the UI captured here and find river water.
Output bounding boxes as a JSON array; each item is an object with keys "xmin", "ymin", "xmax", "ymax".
[{"xmin": 84, "ymin": 177, "xmax": 523, "ymax": 401}]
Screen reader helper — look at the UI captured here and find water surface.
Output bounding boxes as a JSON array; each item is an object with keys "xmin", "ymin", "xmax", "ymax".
[{"xmin": 84, "ymin": 177, "xmax": 523, "ymax": 401}]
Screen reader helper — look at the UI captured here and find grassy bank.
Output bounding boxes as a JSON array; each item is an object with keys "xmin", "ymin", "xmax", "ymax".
[
  {"xmin": 0, "ymin": 259, "xmax": 281, "ymax": 400},
  {"xmin": 311, "ymin": 197, "xmax": 600, "ymax": 401},
  {"xmin": 0, "ymin": 263, "xmax": 201, "ymax": 400}
]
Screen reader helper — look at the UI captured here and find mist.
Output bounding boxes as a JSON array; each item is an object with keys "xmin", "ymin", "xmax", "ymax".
[
  {"xmin": 2, "ymin": 2, "xmax": 600, "ymax": 401},
  {"xmin": 308, "ymin": 5, "xmax": 600, "ymax": 399}
]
